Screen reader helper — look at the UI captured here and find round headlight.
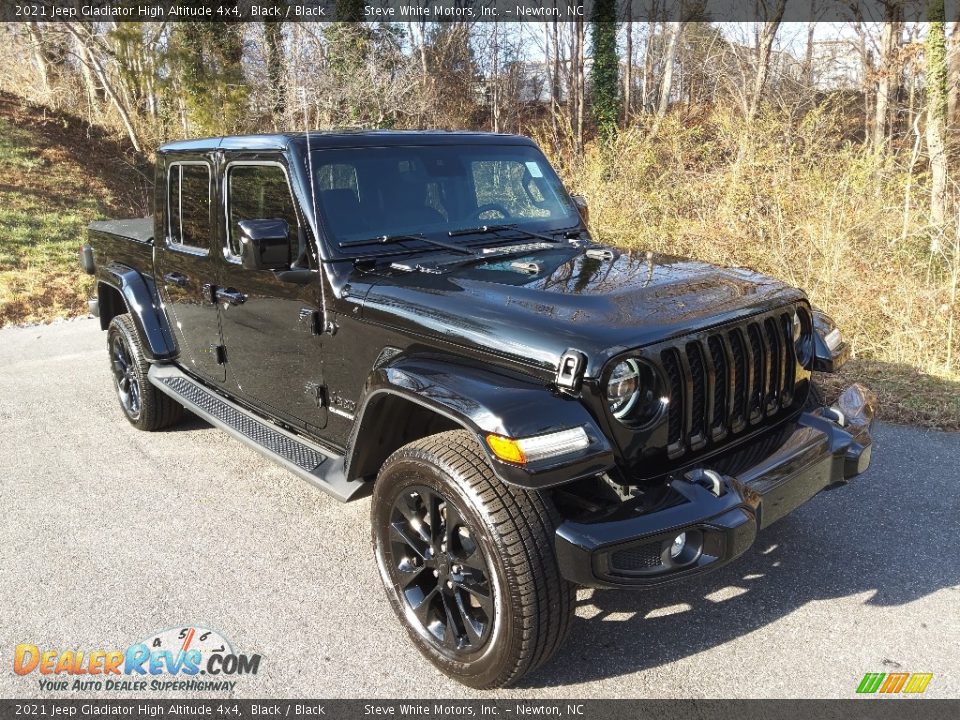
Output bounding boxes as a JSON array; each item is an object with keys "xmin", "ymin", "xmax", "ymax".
[
  {"xmin": 607, "ymin": 359, "xmax": 641, "ymax": 419},
  {"xmin": 793, "ymin": 309, "xmax": 814, "ymax": 367}
]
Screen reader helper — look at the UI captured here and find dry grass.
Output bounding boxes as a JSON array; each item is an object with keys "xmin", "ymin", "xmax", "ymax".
[
  {"xmin": 0, "ymin": 92, "xmax": 150, "ymax": 326},
  {"xmin": 817, "ymin": 362, "xmax": 960, "ymax": 432},
  {"xmin": 540, "ymin": 104, "xmax": 960, "ymax": 430},
  {"xmin": 1, "ymin": 93, "xmax": 957, "ymax": 429}
]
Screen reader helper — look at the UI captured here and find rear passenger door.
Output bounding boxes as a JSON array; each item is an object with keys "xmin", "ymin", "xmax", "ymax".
[
  {"xmin": 156, "ymin": 158, "xmax": 225, "ymax": 383},
  {"xmin": 215, "ymin": 158, "xmax": 327, "ymax": 432}
]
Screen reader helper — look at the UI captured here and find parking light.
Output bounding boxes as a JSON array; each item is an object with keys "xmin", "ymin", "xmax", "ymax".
[{"xmin": 486, "ymin": 427, "xmax": 590, "ymax": 465}]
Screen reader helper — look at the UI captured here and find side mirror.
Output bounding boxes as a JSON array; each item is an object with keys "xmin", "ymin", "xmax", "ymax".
[
  {"xmin": 238, "ymin": 219, "xmax": 290, "ymax": 271},
  {"xmin": 571, "ymin": 195, "xmax": 589, "ymax": 226}
]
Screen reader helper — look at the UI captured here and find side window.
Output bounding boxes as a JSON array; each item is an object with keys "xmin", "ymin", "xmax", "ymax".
[
  {"xmin": 227, "ymin": 164, "xmax": 302, "ymax": 265},
  {"xmin": 168, "ymin": 164, "xmax": 211, "ymax": 252}
]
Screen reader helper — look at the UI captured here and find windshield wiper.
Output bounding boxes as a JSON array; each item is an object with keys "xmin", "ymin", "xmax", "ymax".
[
  {"xmin": 447, "ymin": 224, "xmax": 564, "ymax": 243},
  {"xmin": 339, "ymin": 233, "xmax": 473, "ymax": 255}
]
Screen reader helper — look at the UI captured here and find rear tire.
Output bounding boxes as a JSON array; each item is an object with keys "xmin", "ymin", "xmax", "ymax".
[
  {"xmin": 107, "ymin": 314, "xmax": 183, "ymax": 431},
  {"xmin": 371, "ymin": 430, "xmax": 574, "ymax": 689}
]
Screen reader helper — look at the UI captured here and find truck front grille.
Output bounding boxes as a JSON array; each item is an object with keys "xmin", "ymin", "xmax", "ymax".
[{"xmin": 659, "ymin": 306, "xmax": 807, "ymax": 460}]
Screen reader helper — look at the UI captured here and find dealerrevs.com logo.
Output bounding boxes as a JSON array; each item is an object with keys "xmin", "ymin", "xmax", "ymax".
[{"xmin": 13, "ymin": 626, "xmax": 261, "ymax": 692}]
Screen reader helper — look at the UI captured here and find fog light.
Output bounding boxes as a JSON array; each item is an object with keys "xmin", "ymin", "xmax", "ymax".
[{"xmin": 670, "ymin": 532, "xmax": 687, "ymax": 559}]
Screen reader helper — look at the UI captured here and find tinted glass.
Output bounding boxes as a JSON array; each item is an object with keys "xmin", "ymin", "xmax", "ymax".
[
  {"xmin": 309, "ymin": 144, "xmax": 578, "ymax": 251},
  {"xmin": 168, "ymin": 164, "xmax": 210, "ymax": 250},
  {"xmin": 472, "ymin": 160, "xmax": 554, "ymax": 220},
  {"xmin": 227, "ymin": 165, "xmax": 302, "ymax": 264}
]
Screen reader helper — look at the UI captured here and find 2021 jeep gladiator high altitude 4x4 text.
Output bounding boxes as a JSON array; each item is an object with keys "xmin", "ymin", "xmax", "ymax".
[{"xmin": 82, "ymin": 131, "xmax": 875, "ymax": 688}]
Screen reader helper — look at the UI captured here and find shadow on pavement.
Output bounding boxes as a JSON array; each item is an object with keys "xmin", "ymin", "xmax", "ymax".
[{"xmin": 523, "ymin": 424, "xmax": 960, "ymax": 687}]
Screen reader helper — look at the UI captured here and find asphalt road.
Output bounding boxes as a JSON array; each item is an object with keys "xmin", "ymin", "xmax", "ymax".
[{"xmin": 1, "ymin": 318, "xmax": 958, "ymax": 699}]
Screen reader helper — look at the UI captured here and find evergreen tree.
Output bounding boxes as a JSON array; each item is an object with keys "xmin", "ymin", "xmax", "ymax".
[
  {"xmin": 171, "ymin": 4, "xmax": 248, "ymax": 135},
  {"xmin": 925, "ymin": 1, "xmax": 950, "ymax": 234},
  {"xmin": 590, "ymin": 0, "xmax": 620, "ymax": 138}
]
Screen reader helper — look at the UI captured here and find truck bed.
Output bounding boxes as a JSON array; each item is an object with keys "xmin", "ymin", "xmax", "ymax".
[
  {"xmin": 88, "ymin": 217, "xmax": 153, "ymax": 244},
  {"xmin": 87, "ymin": 216, "xmax": 156, "ymax": 290}
]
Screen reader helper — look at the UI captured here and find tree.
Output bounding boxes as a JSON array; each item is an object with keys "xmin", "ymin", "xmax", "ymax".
[
  {"xmin": 264, "ymin": 19, "xmax": 286, "ymax": 126},
  {"xmin": 569, "ymin": 18, "xmax": 587, "ymax": 151},
  {"xmin": 424, "ymin": 21, "xmax": 483, "ymax": 129},
  {"xmin": 170, "ymin": 8, "xmax": 249, "ymax": 135},
  {"xmin": 590, "ymin": 0, "xmax": 621, "ymax": 137},
  {"xmin": 324, "ymin": 0, "xmax": 368, "ymax": 82},
  {"xmin": 63, "ymin": 23, "xmax": 142, "ymax": 152},
  {"xmin": 948, "ymin": 18, "xmax": 959, "ymax": 126},
  {"xmin": 623, "ymin": 4, "xmax": 633, "ymax": 123},
  {"xmin": 653, "ymin": 19, "xmax": 683, "ymax": 133},
  {"xmin": 925, "ymin": 1, "xmax": 950, "ymax": 240},
  {"xmin": 747, "ymin": 0, "xmax": 787, "ymax": 121},
  {"xmin": 873, "ymin": 3, "xmax": 903, "ymax": 149}
]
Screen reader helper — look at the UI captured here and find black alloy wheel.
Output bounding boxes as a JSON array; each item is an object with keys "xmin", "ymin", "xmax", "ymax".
[
  {"xmin": 106, "ymin": 314, "xmax": 183, "ymax": 431},
  {"xmin": 371, "ymin": 430, "xmax": 574, "ymax": 689},
  {"xmin": 386, "ymin": 485, "xmax": 495, "ymax": 656},
  {"xmin": 110, "ymin": 330, "xmax": 142, "ymax": 420}
]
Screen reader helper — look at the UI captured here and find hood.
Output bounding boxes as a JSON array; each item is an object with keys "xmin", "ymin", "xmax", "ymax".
[{"xmin": 359, "ymin": 246, "xmax": 806, "ymax": 376}]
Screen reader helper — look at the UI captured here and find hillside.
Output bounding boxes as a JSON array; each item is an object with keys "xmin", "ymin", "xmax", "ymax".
[
  {"xmin": 0, "ymin": 91, "xmax": 151, "ymax": 326},
  {"xmin": 0, "ymin": 91, "xmax": 956, "ymax": 430}
]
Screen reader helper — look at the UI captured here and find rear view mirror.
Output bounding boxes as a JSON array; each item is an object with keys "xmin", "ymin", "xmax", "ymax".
[
  {"xmin": 238, "ymin": 219, "xmax": 290, "ymax": 271},
  {"xmin": 571, "ymin": 195, "xmax": 589, "ymax": 226}
]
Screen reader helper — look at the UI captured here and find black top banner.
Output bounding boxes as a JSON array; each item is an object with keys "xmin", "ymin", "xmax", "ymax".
[{"xmin": 3, "ymin": 0, "xmax": 959, "ymax": 24}]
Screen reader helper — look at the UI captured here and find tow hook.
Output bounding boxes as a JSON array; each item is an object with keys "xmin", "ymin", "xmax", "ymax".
[
  {"xmin": 833, "ymin": 383, "xmax": 877, "ymax": 429},
  {"xmin": 684, "ymin": 468, "xmax": 725, "ymax": 497},
  {"xmin": 823, "ymin": 406, "xmax": 846, "ymax": 426}
]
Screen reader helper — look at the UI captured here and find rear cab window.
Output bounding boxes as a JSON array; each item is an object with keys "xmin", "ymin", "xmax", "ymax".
[{"xmin": 167, "ymin": 162, "xmax": 211, "ymax": 255}]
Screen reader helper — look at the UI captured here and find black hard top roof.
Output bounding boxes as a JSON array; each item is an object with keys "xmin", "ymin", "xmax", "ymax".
[{"xmin": 158, "ymin": 130, "xmax": 536, "ymax": 154}]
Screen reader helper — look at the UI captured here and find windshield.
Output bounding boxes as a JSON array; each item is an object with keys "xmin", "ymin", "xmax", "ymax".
[{"xmin": 307, "ymin": 144, "xmax": 580, "ymax": 254}]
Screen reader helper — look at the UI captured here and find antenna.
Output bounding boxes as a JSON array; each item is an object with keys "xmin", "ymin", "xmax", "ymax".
[{"xmin": 301, "ymin": 87, "xmax": 329, "ymax": 332}]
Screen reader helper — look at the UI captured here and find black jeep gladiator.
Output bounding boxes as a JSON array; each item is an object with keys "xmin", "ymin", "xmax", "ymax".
[{"xmin": 82, "ymin": 131, "xmax": 875, "ymax": 688}]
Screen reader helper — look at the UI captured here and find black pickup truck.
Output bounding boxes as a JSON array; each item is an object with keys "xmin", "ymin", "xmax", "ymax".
[{"xmin": 82, "ymin": 131, "xmax": 875, "ymax": 688}]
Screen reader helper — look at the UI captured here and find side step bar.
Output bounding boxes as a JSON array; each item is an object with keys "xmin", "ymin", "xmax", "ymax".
[{"xmin": 148, "ymin": 364, "xmax": 368, "ymax": 502}]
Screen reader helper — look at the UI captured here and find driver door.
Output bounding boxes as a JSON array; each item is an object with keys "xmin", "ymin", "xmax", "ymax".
[{"xmin": 215, "ymin": 158, "xmax": 327, "ymax": 433}]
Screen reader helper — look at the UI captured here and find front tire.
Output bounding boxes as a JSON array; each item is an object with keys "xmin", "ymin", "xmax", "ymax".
[
  {"xmin": 371, "ymin": 430, "xmax": 574, "ymax": 689},
  {"xmin": 107, "ymin": 314, "xmax": 183, "ymax": 431}
]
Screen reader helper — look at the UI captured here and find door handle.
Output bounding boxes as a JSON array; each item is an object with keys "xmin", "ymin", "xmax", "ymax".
[
  {"xmin": 215, "ymin": 288, "xmax": 247, "ymax": 306},
  {"xmin": 163, "ymin": 272, "xmax": 188, "ymax": 287}
]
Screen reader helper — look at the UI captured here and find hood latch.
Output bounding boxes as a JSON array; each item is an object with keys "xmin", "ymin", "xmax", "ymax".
[{"xmin": 556, "ymin": 349, "xmax": 587, "ymax": 392}]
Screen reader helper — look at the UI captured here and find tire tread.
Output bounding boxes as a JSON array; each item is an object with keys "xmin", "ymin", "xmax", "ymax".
[
  {"xmin": 108, "ymin": 314, "xmax": 183, "ymax": 431},
  {"xmin": 377, "ymin": 430, "xmax": 574, "ymax": 688}
]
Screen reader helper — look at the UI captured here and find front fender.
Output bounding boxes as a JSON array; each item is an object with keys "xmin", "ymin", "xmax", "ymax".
[
  {"xmin": 346, "ymin": 356, "xmax": 615, "ymax": 489},
  {"xmin": 100, "ymin": 264, "xmax": 177, "ymax": 360}
]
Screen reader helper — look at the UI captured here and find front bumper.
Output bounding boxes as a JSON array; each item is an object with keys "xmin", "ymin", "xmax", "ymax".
[{"xmin": 555, "ymin": 385, "xmax": 875, "ymax": 589}]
